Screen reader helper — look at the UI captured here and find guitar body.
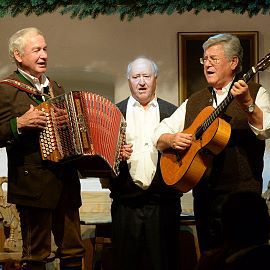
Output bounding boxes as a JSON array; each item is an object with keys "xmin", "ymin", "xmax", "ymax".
[
  {"xmin": 160, "ymin": 52, "xmax": 270, "ymax": 192},
  {"xmin": 160, "ymin": 106, "xmax": 231, "ymax": 193}
]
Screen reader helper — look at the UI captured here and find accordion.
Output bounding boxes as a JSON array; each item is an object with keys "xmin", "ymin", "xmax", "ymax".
[{"xmin": 36, "ymin": 91, "xmax": 126, "ymax": 177}]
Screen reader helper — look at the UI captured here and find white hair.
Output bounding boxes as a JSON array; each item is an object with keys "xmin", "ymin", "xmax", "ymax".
[{"xmin": 126, "ymin": 57, "xmax": 159, "ymax": 79}]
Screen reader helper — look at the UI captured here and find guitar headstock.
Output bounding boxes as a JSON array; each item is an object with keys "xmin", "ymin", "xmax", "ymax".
[
  {"xmin": 254, "ymin": 52, "xmax": 270, "ymax": 72},
  {"xmin": 243, "ymin": 52, "xmax": 270, "ymax": 82}
]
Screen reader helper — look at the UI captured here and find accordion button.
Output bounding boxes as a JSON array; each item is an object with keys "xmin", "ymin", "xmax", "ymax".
[{"xmin": 24, "ymin": 170, "xmax": 29, "ymax": 175}]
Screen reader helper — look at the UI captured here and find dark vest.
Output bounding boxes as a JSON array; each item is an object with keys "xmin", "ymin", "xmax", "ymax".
[
  {"xmin": 109, "ymin": 97, "xmax": 181, "ymax": 203},
  {"xmin": 185, "ymin": 82, "xmax": 265, "ymax": 195}
]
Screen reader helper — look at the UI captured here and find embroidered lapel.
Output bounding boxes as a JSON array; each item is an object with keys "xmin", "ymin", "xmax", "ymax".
[{"xmin": 0, "ymin": 77, "xmax": 54, "ymax": 104}]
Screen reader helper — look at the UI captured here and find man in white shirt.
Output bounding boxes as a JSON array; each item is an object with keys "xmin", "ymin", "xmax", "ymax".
[
  {"xmin": 153, "ymin": 33, "xmax": 270, "ymax": 254},
  {"xmin": 109, "ymin": 57, "xmax": 181, "ymax": 270}
]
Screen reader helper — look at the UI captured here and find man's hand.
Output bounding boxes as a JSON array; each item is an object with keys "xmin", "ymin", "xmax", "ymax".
[
  {"xmin": 17, "ymin": 104, "xmax": 47, "ymax": 130},
  {"xmin": 231, "ymin": 79, "xmax": 263, "ymax": 129},
  {"xmin": 53, "ymin": 106, "xmax": 69, "ymax": 128},
  {"xmin": 169, "ymin": 132, "xmax": 192, "ymax": 150},
  {"xmin": 157, "ymin": 132, "xmax": 192, "ymax": 152},
  {"xmin": 231, "ymin": 79, "xmax": 253, "ymax": 108},
  {"xmin": 120, "ymin": 143, "xmax": 133, "ymax": 161}
]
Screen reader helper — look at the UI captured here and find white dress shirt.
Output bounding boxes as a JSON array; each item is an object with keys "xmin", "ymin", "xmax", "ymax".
[
  {"xmin": 18, "ymin": 68, "xmax": 49, "ymax": 101},
  {"xmin": 126, "ymin": 96, "xmax": 160, "ymax": 189},
  {"xmin": 152, "ymin": 81, "xmax": 270, "ymax": 146}
]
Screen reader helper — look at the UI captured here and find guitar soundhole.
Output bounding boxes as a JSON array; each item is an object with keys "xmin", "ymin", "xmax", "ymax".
[
  {"xmin": 176, "ymin": 151, "xmax": 182, "ymax": 162},
  {"xmin": 200, "ymin": 148, "xmax": 213, "ymax": 156}
]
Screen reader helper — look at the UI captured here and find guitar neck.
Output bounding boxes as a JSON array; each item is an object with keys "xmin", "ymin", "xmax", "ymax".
[{"xmin": 195, "ymin": 66, "xmax": 256, "ymax": 139}]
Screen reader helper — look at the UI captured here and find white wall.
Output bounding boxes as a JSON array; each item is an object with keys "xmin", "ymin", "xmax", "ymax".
[{"xmin": 0, "ymin": 11, "xmax": 269, "ymax": 190}]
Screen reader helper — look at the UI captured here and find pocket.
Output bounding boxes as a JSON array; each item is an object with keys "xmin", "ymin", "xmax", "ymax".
[{"xmin": 9, "ymin": 163, "xmax": 46, "ymax": 200}]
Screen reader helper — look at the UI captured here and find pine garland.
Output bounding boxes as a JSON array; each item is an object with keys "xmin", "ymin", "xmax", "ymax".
[{"xmin": 0, "ymin": 0, "xmax": 270, "ymax": 20}]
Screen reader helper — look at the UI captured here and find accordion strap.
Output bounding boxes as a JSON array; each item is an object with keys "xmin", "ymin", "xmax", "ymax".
[{"xmin": 0, "ymin": 78, "xmax": 51, "ymax": 99}]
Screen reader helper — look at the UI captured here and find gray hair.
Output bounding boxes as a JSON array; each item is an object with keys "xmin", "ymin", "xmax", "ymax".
[
  {"xmin": 203, "ymin": 33, "xmax": 243, "ymax": 74},
  {"xmin": 8, "ymin": 27, "xmax": 44, "ymax": 61},
  {"xmin": 126, "ymin": 57, "xmax": 159, "ymax": 79}
]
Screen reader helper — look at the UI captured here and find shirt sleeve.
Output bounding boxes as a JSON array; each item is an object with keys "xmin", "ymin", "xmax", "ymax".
[
  {"xmin": 249, "ymin": 86, "xmax": 270, "ymax": 139},
  {"xmin": 152, "ymin": 99, "xmax": 188, "ymax": 146}
]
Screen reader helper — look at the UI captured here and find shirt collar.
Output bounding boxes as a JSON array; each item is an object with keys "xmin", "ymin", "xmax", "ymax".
[
  {"xmin": 213, "ymin": 79, "xmax": 234, "ymax": 94},
  {"xmin": 129, "ymin": 95, "xmax": 158, "ymax": 108},
  {"xmin": 18, "ymin": 68, "xmax": 49, "ymax": 91}
]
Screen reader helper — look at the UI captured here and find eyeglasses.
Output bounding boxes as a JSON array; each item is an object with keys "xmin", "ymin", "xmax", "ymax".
[{"xmin": 199, "ymin": 56, "xmax": 222, "ymax": 65}]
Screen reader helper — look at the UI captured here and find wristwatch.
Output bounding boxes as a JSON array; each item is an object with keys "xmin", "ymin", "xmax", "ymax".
[{"xmin": 244, "ymin": 103, "xmax": 255, "ymax": 113}]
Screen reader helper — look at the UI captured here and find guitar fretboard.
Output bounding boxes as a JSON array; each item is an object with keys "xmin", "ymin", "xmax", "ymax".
[{"xmin": 195, "ymin": 65, "xmax": 256, "ymax": 140}]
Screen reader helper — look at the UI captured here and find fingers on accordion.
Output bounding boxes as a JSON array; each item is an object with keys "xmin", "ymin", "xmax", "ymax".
[{"xmin": 38, "ymin": 91, "xmax": 127, "ymax": 177}]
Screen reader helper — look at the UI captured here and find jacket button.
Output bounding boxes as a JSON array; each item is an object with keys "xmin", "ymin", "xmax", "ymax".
[
  {"xmin": 209, "ymin": 98, "xmax": 213, "ymax": 103},
  {"xmin": 24, "ymin": 170, "xmax": 29, "ymax": 175}
]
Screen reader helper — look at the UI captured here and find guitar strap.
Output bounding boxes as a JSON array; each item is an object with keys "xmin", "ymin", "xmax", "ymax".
[{"xmin": 210, "ymin": 87, "xmax": 218, "ymax": 107}]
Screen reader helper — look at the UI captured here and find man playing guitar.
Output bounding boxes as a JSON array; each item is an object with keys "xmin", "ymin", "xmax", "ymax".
[{"xmin": 153, "ymin": 33, "xmax": 270, "ymax": 254}]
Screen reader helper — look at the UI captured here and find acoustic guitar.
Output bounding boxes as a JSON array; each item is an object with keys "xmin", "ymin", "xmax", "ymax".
[{"xmin": 160, "ymin": 52, "xmax": 270, "ymax": 193}]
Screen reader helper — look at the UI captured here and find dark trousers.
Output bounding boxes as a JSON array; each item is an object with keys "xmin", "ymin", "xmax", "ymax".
[
  {"xmin": 111, "ymin": 199, "xmax": 181, "ymax": 270},
  {"xmin": 193, "ymin": 192, "xmax": 228, "ymax": 254},
  {"xmin": 17, "ymin": 192, "xmax": 85, "ymax": 270}
]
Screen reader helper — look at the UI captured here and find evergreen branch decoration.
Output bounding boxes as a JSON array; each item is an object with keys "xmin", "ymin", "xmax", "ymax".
[{"xmin": 0, "ymin": 0, "xmax": 270, "ymax": 20}]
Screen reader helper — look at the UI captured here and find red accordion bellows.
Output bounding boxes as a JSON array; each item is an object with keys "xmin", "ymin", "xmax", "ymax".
[{"xmin": 36, "ymin": 91, "xmax": 126, "ymax": 177}]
